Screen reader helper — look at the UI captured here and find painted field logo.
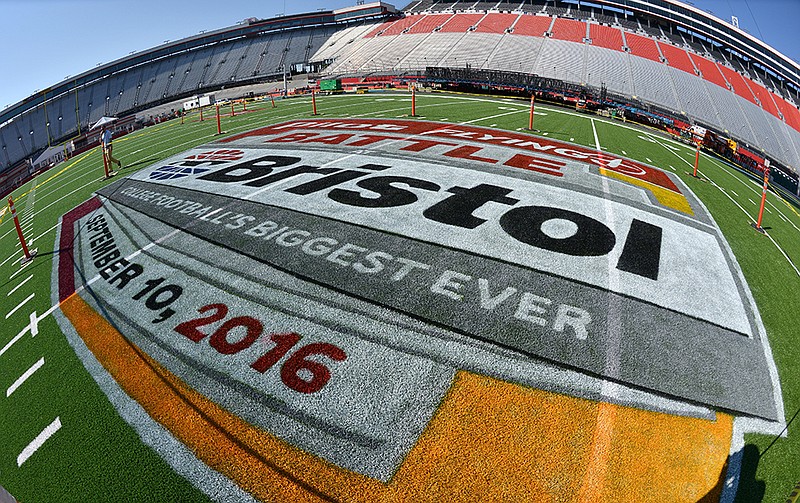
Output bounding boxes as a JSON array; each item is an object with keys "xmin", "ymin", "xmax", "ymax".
[
  {"xmin": 149, "ymin": 149, "xmax": 244, "ymax": 180},
  {"xmin": 54, "ymin": 119, "xmax": 784, "ymax": 502}
]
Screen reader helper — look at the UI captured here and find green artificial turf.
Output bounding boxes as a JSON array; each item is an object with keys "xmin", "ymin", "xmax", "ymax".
[{"xmin": 0, "ymin": 92, "xmax": 797, "ymax": 502}]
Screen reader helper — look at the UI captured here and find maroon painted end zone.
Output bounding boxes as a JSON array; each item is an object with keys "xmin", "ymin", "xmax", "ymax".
[
  {"xmin": 58, "ymin": 196, "xmax": 102, "ymax": 302},
  {"xmin": 220, "ymin": 118, "xmax": 681, "ymax": 194}
]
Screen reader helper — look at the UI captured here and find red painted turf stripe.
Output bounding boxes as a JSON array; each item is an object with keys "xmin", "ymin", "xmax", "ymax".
[{"xmin": 58, "ymin": 196, "xmax": 102, "ymax": 302}]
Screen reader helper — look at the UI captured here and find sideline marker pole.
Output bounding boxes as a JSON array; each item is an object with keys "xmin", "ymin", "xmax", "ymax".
[
  {"xmin": 528, "ymin": 94, "xmax": 535, "ymax": 130},
  {"xmin": 215, "ymin": 104, "xmax": 222, "ymax": 135},
  {"xmin": 270, "ymin": 94, "xmax": 276, "ymax": 108},
  {"xmin": 231, "ymin": 101, "xmax": 235, "ymax": 117},
  {"xmin": 755, "ymin": 160, "xmax": 770, "ymax": 231},
  {"xmin": 243, "ymin": 100, "xmax": 247, "ymax": 112},
  {"xmin": 693, "ymin": 143, "xmax": 700, "ymax": 177},
  {"xmin": 199, "ymin": 106, "xmax": 204, "ymax": 122},
  {"xmin": 8, "ymin": 196, "xmax": 35, "ymax": 263},
  {"xmin": 411, "ymin": 86, "xmax": 416, "ymax": 117},
  {"xmin": 312, "ymin": 90, "xmax": 318, "ymax": 115}
]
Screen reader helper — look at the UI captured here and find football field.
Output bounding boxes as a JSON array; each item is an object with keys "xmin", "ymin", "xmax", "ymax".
[{"xmin": 0, "ymin": 92, "xmax": 797, "ymax": 502}]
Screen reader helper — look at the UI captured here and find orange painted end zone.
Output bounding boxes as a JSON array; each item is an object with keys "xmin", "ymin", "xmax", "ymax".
[{"xmin": 60, "ymin": 290, "xmax": 732, "ymax": 502}]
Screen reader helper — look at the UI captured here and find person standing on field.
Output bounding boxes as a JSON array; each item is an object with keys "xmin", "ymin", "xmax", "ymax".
[{"xmin": 101, "ymin": 126, "xmax": 122, "ymax": 170}]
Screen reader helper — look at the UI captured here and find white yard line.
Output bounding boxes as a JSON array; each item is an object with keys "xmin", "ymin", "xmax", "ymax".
[
  {"xmin": 0, "ymin": 251, "xmax": 22, "ymax": 269},
  {"xmin": 17, "ymin": 417, "xmax": 62, "ymax": 467},
  {"xmin": 6, "ymin": 292, "xmax": 36, "ymax": 319},
  {"xmin": 1, "ymin": 181, "xmax": 92, "ymax": 242},
  {"xmin": 6, "ymin": 357, "xmax": 45, "ymax": 397},
  {"xmin": 9, "ymin": 262, "xmax": 32, "ymax": 281},
  {"xmin": 6, "ymin": 293, "xmax": 34, "ymax": 319},
  {"xmin": 0, "ymin": 329, "xmax": 26, "ymax": 358},
  {"xmin": 590, "ymin": 119, "xmax": 601, "ymax": 151},
  {"xmin": 7, "ymin": 274, "xmax": 33, "ymax": 297},
  {"xmin": 0, "ymin": 310, "xmax": 44, "ymax": 359}
]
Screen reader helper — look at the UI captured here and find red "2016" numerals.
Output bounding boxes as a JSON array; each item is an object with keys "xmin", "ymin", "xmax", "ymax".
[{"xmin": 174, "ymin": 303, "xmax": 347, "ymax": 394}]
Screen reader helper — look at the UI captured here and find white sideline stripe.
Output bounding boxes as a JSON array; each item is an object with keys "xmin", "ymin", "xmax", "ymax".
[
  {"xmin": 0, "ymin": 251, "xmax": 22, "ymax": 268},
  {"xmin": 7, "ymin": 274, "xmax": 33, "ymax": 296},
  {"xmin": 591, "ymin": 119, "xmax": 601, "ymax": 151},
  {"xmin": 705, "ymin": 156, "xmax": 800, "ymax": 233},
  {"xmin": 0, "ymin": 172, "xmax": 95, "ymax": 242},
  {"xmin": 17, "ymin": 417, "xmax": 61, "ymax": 467},
  {"xmin": 653, "ymin": 138, "xmax": 800, "ymax": 277},
  {"xmin": 6, "ymin": 293, "xmax": 34, "ymax": 319},
  {"xmin": 0, "ymin": 329, "xmax": 26, "ymax": 358},
  {"xmin": 6, "ymin": 357, "xmax": 45, "ymax": 397},
  {"xmin": 458, "ymin": 109, "xmax": 526, "ymax": 125}
]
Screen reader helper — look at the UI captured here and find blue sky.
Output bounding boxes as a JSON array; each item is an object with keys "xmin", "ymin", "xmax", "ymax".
[{"xmin": 0, "ymin": 0, "xmax": 797, "ymax": 110}]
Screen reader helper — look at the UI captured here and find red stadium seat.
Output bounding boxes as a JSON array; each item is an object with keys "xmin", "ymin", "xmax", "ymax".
[
  {"xmin": 406, "ymin": 14, "xmax": 452, "ymax": 34},
  {"xmin": 717, "ymin": 64, "xmax": 759, "ymax": 105},
  {"xmin": 475, "ymin": 13, "xmax": 519, "ymax": 34},
  {"xmin": 626, "ymin": 33, "xmax": 661, "ymax": 62},
  {"xmin": 659, "ymin": 43, "xmax": 696, "ymax": 75},
  {"xmin": 379, "ymin": 16, "xmax": 421, "ymax": 36},
  {"xmin": 440, "ymin": 14, "xmax": 483, "ymax": 33},
  {"xmin": 589, "ymin": 24, "xmax": 624, "ymax": 51},
  {"xmin": 550, "ymin": 18, "xmax": 586, "ymax": 42},
  {"xmin": 513, "ymin": 15, "xmax": 552, "ymax": 37},
  {"xmin": 690, "ymin": 54, "xmax": 728, "ymax": 89}
]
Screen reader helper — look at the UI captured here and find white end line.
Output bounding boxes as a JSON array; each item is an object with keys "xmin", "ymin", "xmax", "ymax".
[
  {"xmin": 6, "ymin": 357, "xmax": 45, "ymax": 397},
  {"xmin": 7, "ymin": 274, "xmax": 33, "ymax": 297},
  {"xmin": 6, "ymin": 292, "xmax": 34, "ymax": 319},
  {"xmin": 17, "ymin": 416, "xmax": 62, "ymax": 467}
]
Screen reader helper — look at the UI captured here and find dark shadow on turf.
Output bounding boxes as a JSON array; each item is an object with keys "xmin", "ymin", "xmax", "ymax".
[
  {"xmin": 121, "ymin": 157, "xmax": 157, "ymax": 170},
  {"xmin": 734, "ymin": 445, "xmax": 765, "ymax": 502},
  {"xmin": 0, "ymin": 250, "xmax": 59, "ymax": 292},
  {"xmin": 0, "ymin": 248, "xmax": 72, "ymax": 287},
  {"xmin": 698, "ymin": 443, "xmax": 764, "ymax": 503}
]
